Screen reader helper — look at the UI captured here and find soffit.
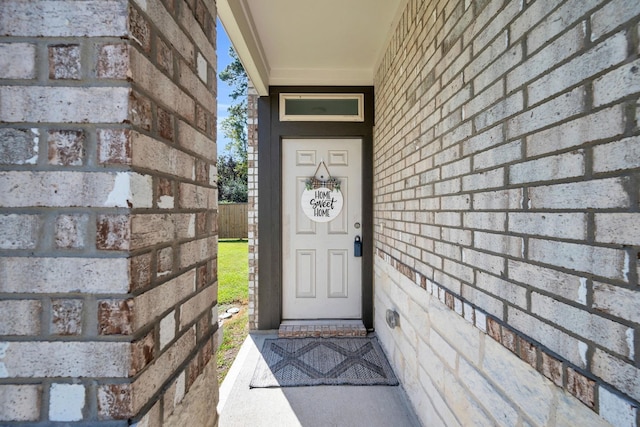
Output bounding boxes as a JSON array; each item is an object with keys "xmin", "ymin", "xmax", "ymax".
[{"xmin": 218, "ymin": 0, "xmax": 405, "ymax": 95}]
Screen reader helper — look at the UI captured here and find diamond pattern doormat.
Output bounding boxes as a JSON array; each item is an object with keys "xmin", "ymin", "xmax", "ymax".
[{"xmin": 250, "ymin": 337, "xmax": 399, "ymax": 388}]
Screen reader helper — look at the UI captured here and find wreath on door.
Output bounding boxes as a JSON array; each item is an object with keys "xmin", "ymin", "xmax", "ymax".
[{"xmin": 304, "ymin": 160, "xmax": 341, "ymax": 191}]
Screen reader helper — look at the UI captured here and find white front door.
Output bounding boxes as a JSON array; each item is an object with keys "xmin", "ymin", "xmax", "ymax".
[{"xmin": 282, "ymin": 138, "xmax": 362, "ymax": 319}]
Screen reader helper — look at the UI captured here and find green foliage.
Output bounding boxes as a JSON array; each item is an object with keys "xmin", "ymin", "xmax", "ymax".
[
  {"xmin": 219, "ymin": 48, "xmax": 248, "ymax": 101},
  {"xmin": 218, "ymin": 47, "xmax": 249, "ymax": 203},
  {"xmin": 216, "ymin": 238, "xmax": 249, "ymax": 384},
  {"xmin": 217, "ymin": 239, "xmax": 248, "ymax": 304},
  {"xmin": 217, "ymin": 154, "xmax": 247, "ymax": 203}
]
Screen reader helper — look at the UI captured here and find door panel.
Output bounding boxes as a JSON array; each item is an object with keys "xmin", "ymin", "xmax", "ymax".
[
  {"xmin": 295, "ymin": 250, "xmax": 316, "ymax": 298},
  {"xmin": 282, "ymin": 138, "xmax": 362, "ymax": 319},
  {"xmin": 328, "ymin": 249, "xmax": 348, "ymax": 298},
  {"xmin": 328, "ymin": 177, "xmax": 349, "ymax": 234}
]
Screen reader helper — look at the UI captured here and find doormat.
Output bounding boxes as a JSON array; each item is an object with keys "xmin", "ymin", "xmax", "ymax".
[{"xmin": 250, "ymin": 337, "xmax": 399, "ymax": 388}]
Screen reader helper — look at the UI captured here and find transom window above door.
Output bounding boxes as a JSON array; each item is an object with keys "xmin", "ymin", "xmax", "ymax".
[{"xmin": 279, "ymin": 94, "xmax": 364, "ymax": 122}]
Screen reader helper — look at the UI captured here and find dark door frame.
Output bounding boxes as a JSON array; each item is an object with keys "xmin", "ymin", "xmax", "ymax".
[{"xmin": 257, "ymin": 86, "xmax": 374, "ymax": 330}]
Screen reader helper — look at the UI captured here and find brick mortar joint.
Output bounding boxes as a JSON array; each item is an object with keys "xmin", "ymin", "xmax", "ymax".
[{"xmin": 375, "ymin": 246, "xmax": 639, "ymax": 415}]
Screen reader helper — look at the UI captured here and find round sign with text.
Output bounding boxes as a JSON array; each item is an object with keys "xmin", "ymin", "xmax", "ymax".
[{"xmin": 301, "ymin": 187, "xmax": 343, "ymax": 222}]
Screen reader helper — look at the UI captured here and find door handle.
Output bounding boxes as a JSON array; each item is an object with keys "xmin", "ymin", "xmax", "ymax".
[{"xmin": 354, "ymin": 236, "xmax": 362, "ymax": 257}]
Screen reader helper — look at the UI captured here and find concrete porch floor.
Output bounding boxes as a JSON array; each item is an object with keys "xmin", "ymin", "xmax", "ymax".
[{"xmin": 217, "ymin": 332, "xmax": 421, "ymax": 427}]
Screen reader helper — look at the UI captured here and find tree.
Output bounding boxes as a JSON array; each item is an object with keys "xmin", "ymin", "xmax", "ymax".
[
  {"xmin": 217, "ymin": 154, "xmax": 247, "ymax": 203},
  {"xmin": 218, "ymin": 47, "xmax": 248, "ymax": 203}
]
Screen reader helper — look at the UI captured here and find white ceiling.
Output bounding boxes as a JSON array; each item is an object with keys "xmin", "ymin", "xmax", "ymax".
[{"xmin": 218, "ymin": 0, "xmax": 406, "ymax": 95}]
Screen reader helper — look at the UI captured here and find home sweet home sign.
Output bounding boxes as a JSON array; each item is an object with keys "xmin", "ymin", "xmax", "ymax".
[
  {"xmin": 301, "ymin": 187, "xmax": 343, "ymax": 222},
  {"xmin": 300, "ymin": 161, "xmax": 343, "ymax": 222}
]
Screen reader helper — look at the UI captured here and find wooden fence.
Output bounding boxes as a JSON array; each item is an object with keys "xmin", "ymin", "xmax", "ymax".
[{"xmin": 218, "ymin": 203, "xmax": 248, "ymax": 239}]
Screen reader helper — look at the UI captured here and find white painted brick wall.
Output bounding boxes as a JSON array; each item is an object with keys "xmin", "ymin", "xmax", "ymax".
[
  {"xmin": 132, "ymin": 132, "xmax": 195, "ymax": 180},
  {"xmin": 461, "ymin": 286, "xmax": 504, "ymax": 325},
  {"xmin": 508, "ymin": 85, "xmax": 585, "ymax": 138},
  {"xmin": 0, "ymin": 0, "xmax": 128, "ymax": 37},
  {"xmin": 472, "ymin": 189, "xmax": 522, "ymax": 210},
  {"xmin": 476, "ymin": 271, "xmax": 526, "ymax": 308},
  {"xmin": 595, "ymin": 213, "xmax": 640, "ymax": 245},
  {"xmin": 0, "ymin": 385, "xmax": 40, "ymax": 421},
  {"xmin": 593, "ymin": 136, "xmax": 640, "ymax": 173},
  {"xmin": 131, "ymin": 329, "xmax": 196, "ymax": 414},
  {"xmin": 527, "ymin": 31, "xmax": 627, "ymax": 105},
  {"xmin": 0, "ymin": 43, "xmax": 36, "ymax": 79},
  {"xmin": 0, "ymin": 86, "xmax": 129, "ymax": 123},
  {"xmin": 0, "ymin": 301, "xmax": 41, "ymax": 335},
  {"xmin": 0, "ymin": 257, "xmax": 129, "ymax": 293},
  {"xmin": 49, "ymin": 383, "xmax": 85, "ymax": 422},
  {"xmin": 593, "ymin": 58, "xmax": 640, "ymax": 107},
  {"xmin": 509, "ymin": 150, "xmax": 585, "ymax": 184},
  {"xmin": 130, "ymin": 49, "xmax": 195, "ymax": 122},
  {"xmin": 0, "ymin": 0, "xmax": 219, "ymax": 424},
  {"xmin": 529, "ymin": 238, "xmax": 627, "ymax": 281},
  {"xmin": 508, "ymin": 260, "xmax": 587, "ymax": 304},
  {"xmin": 462, "ymin": 168, "xmax": 504, "ymax": 191},
  {"xmin": 463, "ymin": 212, "xmax": 506, "ymax": 232},
  {"xmin": 526, "ymin": 104, "xmax": 625, "ymax": 157},
  {"xmin": 593, "ymin": 281, "xmax": 640, "ymax": 325},
  {"xmin": 532, "ymin": 292, "xmax": 633, "ymax": 358},
  {"xmin": 0, "ymin": 214, "xmax": 41, "ymax": 249},
  {"xmin": 526, "ymin": 0, "xmax": 598, "ymax": 53},
  {"xmin": 591, "ymin": 349, "xmax": 640, "ymax": 402},
  {"xmin": 509, "ymin": 307, "xmax": 587, "ymax": 368},
  {"xmin": 528, "ymin": 178, "xmax": 629, "ymax": 209},
  {"xmin": 473, "ymin": 140, "xmax": 521, "ymax": 171},
  {"xmin": 1, "ymin": 342, "xmax": 129, "ymax": 377},
  {"xmin": 0, "ymin": 171, "xmax": 139, "ymax": 208},
  {"xmin": 590, "ymin": 0, "xmax": 640, "ymax": 40},
  {"xmin": 160, "ymin": 311, "xmax": 176, "ymax": 350},
  {"xmin": 179, "ymin": 286, "xmax": 216, "ymax": 329},
  {"xmin": 509, "ymin": 0, "xmax": 554, "ymax": 44},
  {"xmin": 507, "ymin": 25, "xmax": 586, "ymax": 92},
  {"xmin": 375, "ymin": 0, "xmax": 639, "ymax": 424},
  {"xmin": 474, "ymin": 231, "xmax": 522, "ymax": 258},
  {"xmin": 474, "ymin": 91, "xmax": 523, "ymax": 131},
  {"xmin": 133, "ymin": 270, "xmax": 195, "ymax": 330},
  {"xmin": 509, "ymin": 212, "xmax": 587, "ymax": 240}
]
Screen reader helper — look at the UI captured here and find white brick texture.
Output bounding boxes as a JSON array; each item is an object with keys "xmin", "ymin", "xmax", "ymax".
[
  {"xmin": 0, "ymin": 1, "xmax": 219, "ymax": 424},
  {"xmin": 49, "ymin": 384, "xmax": 85, "ymax": 422},
  {"xmin": 0, "ymin": 300, "xmax": 41, "ymax": 335},
  {"xmin": 374, "ymin": 0, "xmax": 640, "ymax": 425},
  {"xmin": 0, "ymin": 385, "xmax": 40, "ymax": 421},
  {"xmin": 0, "ymin": 86, "xmax": 129, "ymax": 123},
  {"xmin": 0, "ymin": 43, "xmax": 36, "ymax": 79}
]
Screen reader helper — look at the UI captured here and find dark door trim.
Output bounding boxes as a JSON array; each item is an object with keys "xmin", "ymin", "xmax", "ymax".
[{"xmin": 257, "ymin": 86, "xmax": 374, "ymax": 330}]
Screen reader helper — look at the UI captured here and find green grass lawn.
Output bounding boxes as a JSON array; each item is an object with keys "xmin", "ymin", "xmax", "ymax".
[
  {"xmin": 217, "ymin": 239, "xmax": 249, "ymax": 305},
  {"xmin": 217, "ymin": 238, "xmax": 249, "ymax": 384}
]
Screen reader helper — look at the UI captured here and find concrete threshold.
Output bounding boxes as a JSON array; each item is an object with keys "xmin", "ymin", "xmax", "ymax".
[{"xmin": 217, "ymin": 332, "xmax": 421, "ymax": 427}]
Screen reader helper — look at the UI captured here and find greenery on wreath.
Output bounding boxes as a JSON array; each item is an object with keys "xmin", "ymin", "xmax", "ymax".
[{"xmin": 305, "ymin": 177, "xmax": 341, "ymax": 192}]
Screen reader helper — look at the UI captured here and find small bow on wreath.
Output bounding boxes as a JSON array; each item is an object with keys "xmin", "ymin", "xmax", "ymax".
[{"xmin": 305, "ymin": 160, "xmax": 341, "ymax": 191}]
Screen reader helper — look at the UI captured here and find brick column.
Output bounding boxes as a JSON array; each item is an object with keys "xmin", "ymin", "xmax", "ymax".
[
  {"xmin": 247, "ymin": 84, "xmax": 259, "ymax": 330},
  {"xmin": 0, "ymin": 0, "xmax": 219, "ymax": 425}
]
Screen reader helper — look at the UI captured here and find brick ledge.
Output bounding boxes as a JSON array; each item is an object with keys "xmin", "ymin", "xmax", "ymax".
[{"xmin": 278, "ymin": 320, "xmax": 367, "ymax": 338}]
